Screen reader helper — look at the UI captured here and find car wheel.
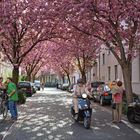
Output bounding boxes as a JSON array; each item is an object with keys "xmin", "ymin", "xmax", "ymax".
[
  {"xmin": 100, "ymin": 96, "xmax": 105, "ymax": 106},
  {"xmin": 127, "ymin": 108, "xmax": 136, "ymax": 123}
]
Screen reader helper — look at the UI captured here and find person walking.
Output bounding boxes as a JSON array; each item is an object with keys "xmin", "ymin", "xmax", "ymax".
[
  {"xmin": 6, "ymin": 77, "xmax": 18, "ymax": 121},
  {"xmin": 111, "ymin": 81, "xmax": 124, "ymax": 123},
  {"xmin": 41, "ymin": 82, "xmax": 45, "ymax": 91}
]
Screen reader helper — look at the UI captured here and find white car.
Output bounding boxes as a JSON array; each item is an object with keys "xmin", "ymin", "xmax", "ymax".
[{"xmin": 62, "ymin": 83, "xmax": 69, "ymax": 90}]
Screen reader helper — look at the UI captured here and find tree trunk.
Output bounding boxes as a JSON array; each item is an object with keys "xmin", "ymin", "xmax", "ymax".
[
  {"xmin": 61, "ymin": 75, "xmax": 65, "ymax": 83},
  {"xmin": 26, "ymin": 74, "xmax": 31, "ymax": 81},
  {"xmin": 32, "ymin": 73, "xmax": 37, "ymax": 82},
  {"xmin": 32, "ymin": 75, "xmax": 36, "ymax": 82},
  {"xmin": 121, "ymin": 63, "xmax": 133, "ymax": 104},
  {"xmin": 12, "ymin": 66, "xmax": 19, "ymax": 85},
  {"xmin": 81, "ymin": 71, "xmax": 87, "ymax": 84},
  {"xmin": 67, "ymin": 73, "xmax": 71, "ymax": 86}
]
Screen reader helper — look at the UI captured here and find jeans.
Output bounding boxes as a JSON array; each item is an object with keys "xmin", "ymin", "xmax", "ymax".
[{"xmin": 8, "ymin": 100, "xmax": 18, "ymax": 119}]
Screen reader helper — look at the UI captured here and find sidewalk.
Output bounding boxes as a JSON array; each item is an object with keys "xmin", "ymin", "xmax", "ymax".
[{"xmin": 90, "ymin": 101, "xmax": 140, "ymax": 134}]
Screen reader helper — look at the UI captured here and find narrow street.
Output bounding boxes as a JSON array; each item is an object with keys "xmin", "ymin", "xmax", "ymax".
[{"xmin": 1, "ymin": 88, "xmax": 140, "ymax": 140}]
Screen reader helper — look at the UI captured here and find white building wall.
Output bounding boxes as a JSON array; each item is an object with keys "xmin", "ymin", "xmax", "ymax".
[
  {"xmin": 86, "ymin": 65, "xmax": 98, "ymax": 82},
  {"xmin": 96, "ymin": 46, "xmax": 140, "ymax": 95},
  {"xmin": 132, "ymin": 56, "xmax": 140, "ymax": 94}
]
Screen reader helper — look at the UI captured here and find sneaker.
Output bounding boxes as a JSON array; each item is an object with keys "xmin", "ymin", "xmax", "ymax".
[
  {"xmin": 7, "ymin": 118, "xmax": 15, "ymax": 123},
  {"xmin": 11, "ymin": 117, "xmax": 18, "ymax": 121},
  {"xmin": 111, "ymin": 120, "xmax": 117, "ymax": 123}
]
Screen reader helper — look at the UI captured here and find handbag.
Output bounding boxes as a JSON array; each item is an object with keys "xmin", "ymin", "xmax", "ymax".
[{"xmin": 112, "ymin": 102, "xmax": 116, "ymax": 109}]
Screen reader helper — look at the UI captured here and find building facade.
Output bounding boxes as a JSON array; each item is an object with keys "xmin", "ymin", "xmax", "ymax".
[{"xmin": 88, "ymin": 46, "xmax": 140, "ymax": 95}]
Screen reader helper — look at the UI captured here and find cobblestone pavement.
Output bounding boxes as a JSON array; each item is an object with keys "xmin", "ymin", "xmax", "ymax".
[{"xmin": 0, "ymin": 88, "xmax": 140, "ymax": 140}]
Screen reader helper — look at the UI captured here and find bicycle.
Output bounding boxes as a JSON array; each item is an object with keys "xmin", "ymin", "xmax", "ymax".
[{"xmin": 0, "ymin": 90, "xmax": 8, "ymax": 120}]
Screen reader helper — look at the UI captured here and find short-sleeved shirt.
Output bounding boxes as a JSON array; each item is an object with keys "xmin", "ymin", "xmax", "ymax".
[
  {"xmin": 7, "ymin": 82, "xmax": 18, "ymax": 101},
  {"xmin": 73, "ymin": 84, "xmax": 86, "ymax": 96}
]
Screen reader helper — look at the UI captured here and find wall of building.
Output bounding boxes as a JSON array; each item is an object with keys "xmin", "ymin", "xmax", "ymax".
[
  {"xmin": 132, "ymin": 56, "xmax": 140, "ymax": 94},
  {"xmin": 97, "ymin": 47, "xmax": 123, "ymax": 83},
  {"xmin": 95, "ymin": 46, "xmax": 140, "ymax": 95},
  {"xmin": 86, "ymin": 65, "xmax": 98, "ymax": 82}
]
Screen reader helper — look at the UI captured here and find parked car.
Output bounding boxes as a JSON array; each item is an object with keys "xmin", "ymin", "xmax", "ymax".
[
  {"xmin": 34, "ymin": 80, "xmax": 41, "ymax": 90},
  {"xmin": 91, "ymin": 81, "xmax": 105, "ymax": 91},
  {"xmin": 68, "ymin": 83, "xmax": 75, "ymax": 93},
  {"xmin": 18, "ymin": 81, "xmax": 34, "ymax": 97},
  {"xmin": 92, "ymin": 84, "xmax": 112, "ymax": 105},
  {"xmin": 61, "ymin": 83, "xmax": 69, "ymax": 90},
  {"xmin": 30, "ymin": 82, "xmax": 37, "ymax": 94},
  {"xmin": 125, "ymin": 94, "xmax": 140, "ymax": 123},
  {"xmin": 45, "ymin": 82, "xmax": 57, "ymax": 87},
  {"xmin": 57, "ymin": 83, "xmax": 62, "ymax": 89}
]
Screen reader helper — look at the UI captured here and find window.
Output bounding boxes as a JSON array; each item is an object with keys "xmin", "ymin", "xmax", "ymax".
[
  {"xmin": 115, "ymin": 65, "xmax": 118, "ymax": 80},
  {"xmin": 102, "ymin": 53, "xmax": 105, "ymax": 65},
  {"xmin": 108, "ymin": 66, "xmax": 111, "ymax": 81}
]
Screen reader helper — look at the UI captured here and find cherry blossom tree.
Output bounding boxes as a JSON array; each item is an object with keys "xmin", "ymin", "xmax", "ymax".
[
  {"xmin": 0, "ymin": 0, "xmax": 60, "ymax": 84},
  {"xmin": 66, "ymin": 33, "xmax": 99, "ymax": 83},
  {"xmin": 21, "ymin": 43, "xmax": 49, "ymax": 81},
  {"xmin": 47, "ymin": 31, "xmax": 99, "ymax": 83},
  {"xmin": 58, "ymin": 0, "xmax": 140, "ymax": 103},
  {"xmin": 31, "ymin": 62, "xmax": 48, "ymax": 82},
  {"xmin": 47, "ymin": 41, "xmax": 75, "ymax": 85}
]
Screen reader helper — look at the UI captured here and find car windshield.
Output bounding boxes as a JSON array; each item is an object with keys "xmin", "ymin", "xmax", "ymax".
[
  {"xmin": 34, "ymin": 80, "xmax": 40, "ymax": 84},
  {"xmin": 104, "ymin": 85, "xmax": 110, "ymax": 91},
  {"xmin": 91, "ymin": 82, "xmax": 105, "ymax": 88},
  {"xmin": 18, "ymin": 82, "xmax": 30, "ymax": 87},
  {"xmin": 35, "ymin": 83, "xmax": 40, "ymax": 86}
]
